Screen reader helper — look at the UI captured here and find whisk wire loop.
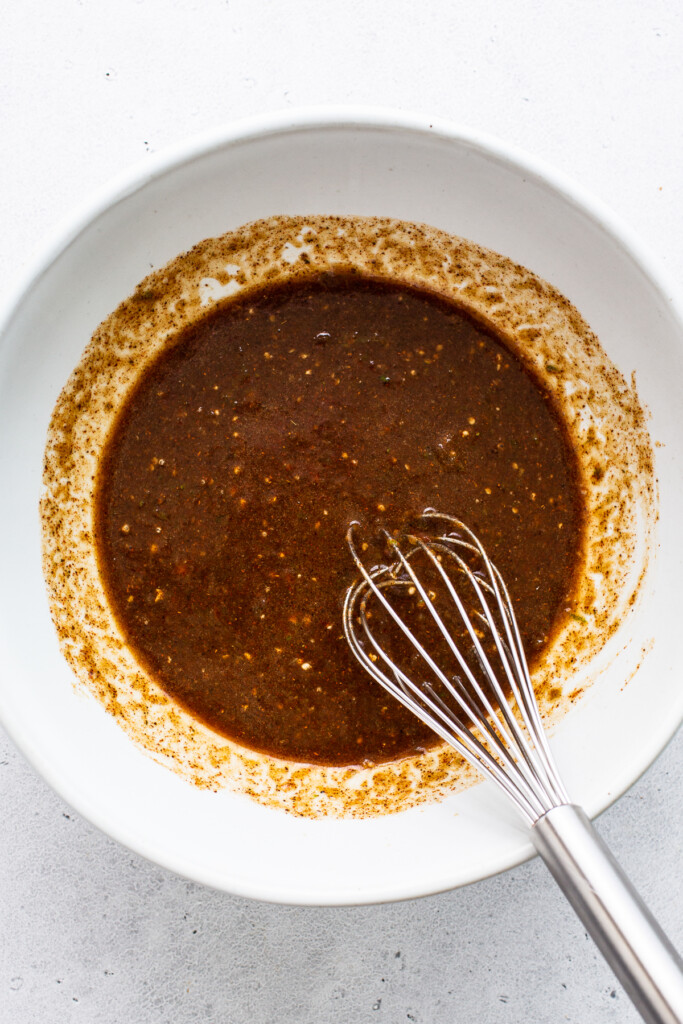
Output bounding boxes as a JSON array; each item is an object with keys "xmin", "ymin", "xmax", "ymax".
[
  {"xmin": 344, "ymin": 511, "xmax": 570, "ymax": 823},
  {"xmin": 398, "ymin": 538, "xmax": 559, "ymax": 814},
  {"xmin": 357, "ymin": 624, "xmax": 544, "ymax": 818},
  {"xmin": 431, "ymin": 535, "xmax": 568, "ymax": 809},
  {"xmin": 421, "ymin": 511, "xmax": 570, "ymax": 807},
  {"xmin": 343, "ymin": 571, "xmax": 546, "ymax": 820}
]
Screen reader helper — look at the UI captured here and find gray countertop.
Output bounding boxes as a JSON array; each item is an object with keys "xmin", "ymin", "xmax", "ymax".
[{"xmin": 2, "ymin": 2, "xmax": 682, "ymax": 1021}]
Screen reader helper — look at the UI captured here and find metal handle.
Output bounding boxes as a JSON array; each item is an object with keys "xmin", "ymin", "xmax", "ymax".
[{"xmin": 532, "ymin": 805, "xmax": 683, "ymax": 1024}]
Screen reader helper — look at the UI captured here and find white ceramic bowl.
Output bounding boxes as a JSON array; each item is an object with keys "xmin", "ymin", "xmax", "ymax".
[{"xmin": 1, "ymin": 108, "xmax": 682, "ymax": 905}]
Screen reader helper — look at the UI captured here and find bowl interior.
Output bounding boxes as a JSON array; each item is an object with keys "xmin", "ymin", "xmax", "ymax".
[{"xmin": 1, "ymin": 112, "xmax": 682, "ymax": 904}]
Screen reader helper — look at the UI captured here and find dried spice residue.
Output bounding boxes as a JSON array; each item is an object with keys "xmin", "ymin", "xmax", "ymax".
[{"xmin": 40, "ymin": 215, "xmax": 656, "ymax": 818}]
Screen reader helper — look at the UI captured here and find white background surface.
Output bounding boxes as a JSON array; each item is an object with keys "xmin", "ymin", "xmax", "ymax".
[{"xmin": 1, "ymin": 2, "xmax": 682, "ymax": 1022}]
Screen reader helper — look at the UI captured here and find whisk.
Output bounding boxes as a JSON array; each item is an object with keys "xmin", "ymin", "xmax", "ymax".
[{"xmin": 344, "ymin": 510, "xmax": 683, "ymax": 1024}]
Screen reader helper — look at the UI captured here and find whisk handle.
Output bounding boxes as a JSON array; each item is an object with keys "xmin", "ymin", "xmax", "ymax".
[{"xmin": 533, "ymin": 804, "xmax": 683, "ymax": 1024}]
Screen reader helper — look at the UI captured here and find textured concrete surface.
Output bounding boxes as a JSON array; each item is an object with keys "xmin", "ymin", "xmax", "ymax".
[
  {"xmin": 2, "ymin": 729, "xmax": 682, "ymax": 1023},
  {"xmin": 2, "ymin": 2, "xmax": 683, "ymax": 1022}
]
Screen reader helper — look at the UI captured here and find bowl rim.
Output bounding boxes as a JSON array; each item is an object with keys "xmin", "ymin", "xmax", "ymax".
[{"xmin": 2, "ymin": 105, "xmax": 683, "ymax": 904}]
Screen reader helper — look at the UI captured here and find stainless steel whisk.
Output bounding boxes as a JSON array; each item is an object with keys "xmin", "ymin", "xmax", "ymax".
[{"xmin": 344, "ymin": 510, "xmax": 683, "ymax": 1024}]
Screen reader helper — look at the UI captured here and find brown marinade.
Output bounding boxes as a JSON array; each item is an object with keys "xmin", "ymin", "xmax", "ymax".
[{"xmin": 95, "ymin": 274, "xmax": 584, "ymax": 765}]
